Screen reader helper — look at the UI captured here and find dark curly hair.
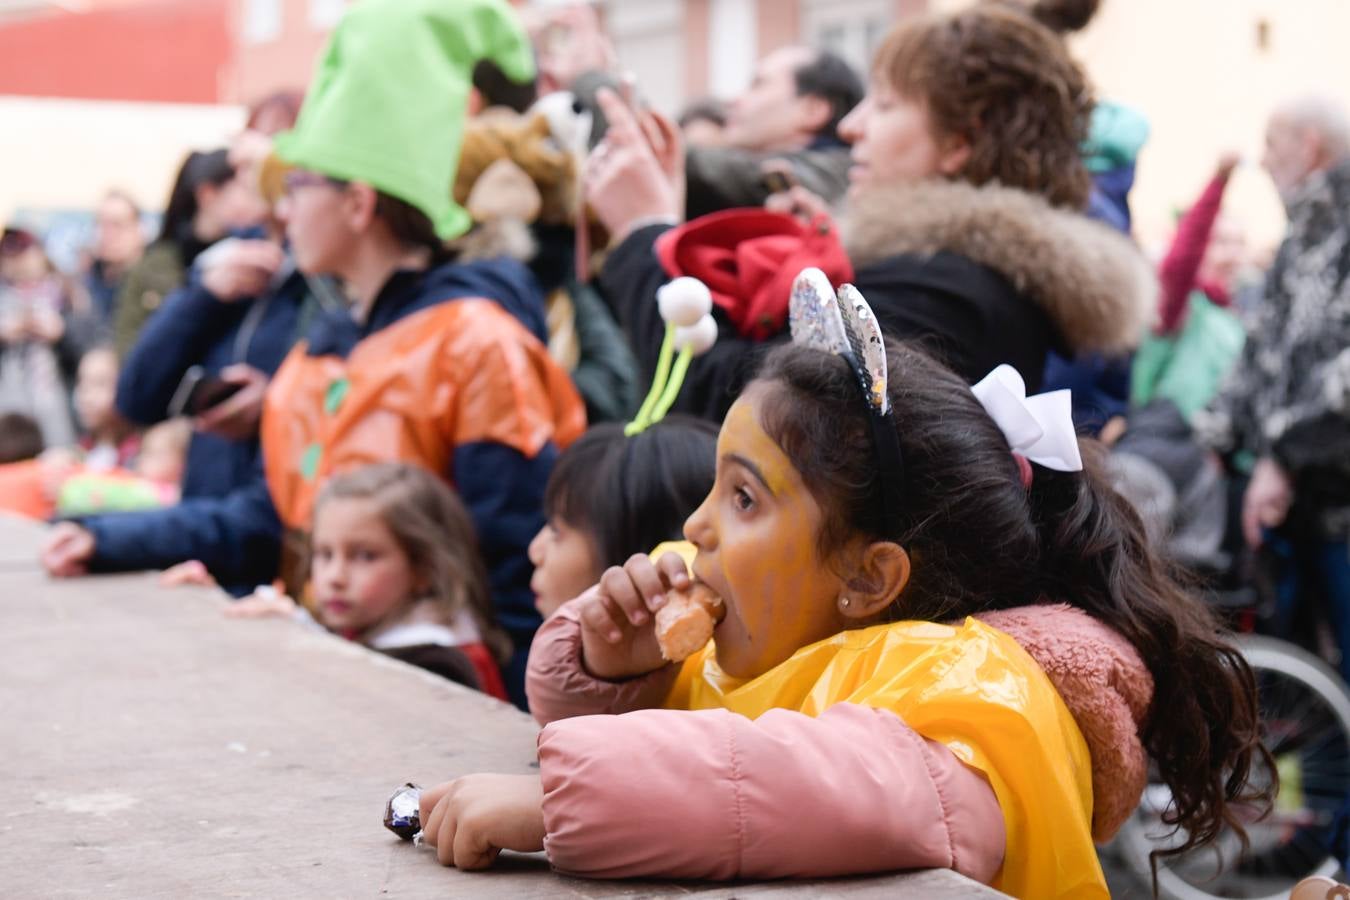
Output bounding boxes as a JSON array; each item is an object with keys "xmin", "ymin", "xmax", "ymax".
[
  {"xmin": 754, "ymin": 340, "xmax": 1272, "ymax": 876},
  {"xmin": 873, "ymin": 5, "xmax": 1095, "ymax": 209}
]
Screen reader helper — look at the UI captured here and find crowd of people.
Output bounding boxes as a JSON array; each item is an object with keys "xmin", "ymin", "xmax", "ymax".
[{"xmin": 5, "ymin": 0, "xmax": 1350, "ymax": 893}]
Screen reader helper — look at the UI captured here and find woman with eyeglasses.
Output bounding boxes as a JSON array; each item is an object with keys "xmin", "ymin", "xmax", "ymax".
[{"xmin": 41, "ymin": 0, "xmax": 585, "ymax": 706}]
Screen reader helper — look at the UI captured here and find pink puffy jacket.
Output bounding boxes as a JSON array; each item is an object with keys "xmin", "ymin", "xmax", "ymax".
[{"xmin": 526, "ymin": 602, "xmax": 1151, "ymax": 884}]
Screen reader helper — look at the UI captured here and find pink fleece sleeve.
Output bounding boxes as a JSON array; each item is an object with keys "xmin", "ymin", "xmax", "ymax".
[
  {"xmin": 538, "ymin": 703, "xmax": 1006, "ymax": 883},
  {"xmin": 525, "ymin": 601, "xmax": 680, "ymax": 726}
]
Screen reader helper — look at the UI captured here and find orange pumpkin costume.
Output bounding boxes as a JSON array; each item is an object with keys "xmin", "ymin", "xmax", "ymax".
[
  {"xmin": 263, "ymin": 297, "xmax": 584, "ymax": 531},
  {"xmin": 259, "ymin": 263, "xmax": 585, "ymax": 703}
]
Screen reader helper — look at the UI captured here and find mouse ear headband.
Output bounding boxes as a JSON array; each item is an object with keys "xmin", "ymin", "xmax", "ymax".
[
  {"xmin": 788, "ymin": 267, "xmax": 903, "ymax": 530},
  {"xmin": 788, "ymin": 268, "xmax": 1081, "ymax": 511}
]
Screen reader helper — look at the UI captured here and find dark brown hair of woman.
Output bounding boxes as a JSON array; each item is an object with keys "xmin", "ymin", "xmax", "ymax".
[
  {"xmin": 873, "ymin": 5, "xmax": 1096, "ymax": 209},
  {"xmin": 993, "ymin": 0, "xmax": 1102, "ymax": 34}
]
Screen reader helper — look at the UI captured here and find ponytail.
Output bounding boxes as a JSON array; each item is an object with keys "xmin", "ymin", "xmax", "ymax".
[
  {"xmin": 1004, "ymin": 0, "xmax": 1101, "ymax": 34},
  {"xmin": 1028, "ymin": 444, "xmax": 1273, "ymax": 865}
]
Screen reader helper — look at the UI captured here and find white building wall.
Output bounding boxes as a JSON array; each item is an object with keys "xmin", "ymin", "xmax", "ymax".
[
  {"xmin": 603, "ymin": 0, "xmax": 686, "ymax": 115},
  {"xmin": 0, "ymin": 95, "xmax": 244, "ymax": 226},
  {"xmin": 708, "ymin": 0, "xmax": 756, "ymax": 98}
]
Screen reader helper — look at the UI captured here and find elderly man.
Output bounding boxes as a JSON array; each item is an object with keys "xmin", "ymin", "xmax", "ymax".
[
  {"xmin": 1195, "ymin": 95, "xmax": 1350, "ymax": 676},
  {"xmin": 683, "ymin": 46, "xmax": 863, "ymax": 217}
]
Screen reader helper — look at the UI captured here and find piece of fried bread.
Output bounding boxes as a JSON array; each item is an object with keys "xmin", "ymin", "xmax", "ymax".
[{"xmin": 655, "ymin": 582, "xmax": 723, "ymax": 662}]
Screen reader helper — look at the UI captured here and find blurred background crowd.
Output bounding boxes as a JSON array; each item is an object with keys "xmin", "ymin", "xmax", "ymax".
[{"xmin": 2, "ymin": 0, "xmax": 1350, "ymax": 779}]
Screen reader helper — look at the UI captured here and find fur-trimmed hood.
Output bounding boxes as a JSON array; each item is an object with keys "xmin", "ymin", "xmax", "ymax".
[{"xmin": 842, "ymin": 179, "xmax": 1155, "ymax": 353}]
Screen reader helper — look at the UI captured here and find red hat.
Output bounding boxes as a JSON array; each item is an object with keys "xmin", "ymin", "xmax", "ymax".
[{"xmin": 655, "ymin": 208, "xmax": 853, "ymax": 341}]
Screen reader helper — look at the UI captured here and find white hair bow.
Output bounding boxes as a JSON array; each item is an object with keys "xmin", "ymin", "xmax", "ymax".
[{"xmin": 971, "ymin": 365, "xmax": 1083, "ymax": 473}]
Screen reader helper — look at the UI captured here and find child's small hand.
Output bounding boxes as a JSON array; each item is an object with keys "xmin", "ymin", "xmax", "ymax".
[
  {"xmin": 578, "ymin": 551, "xmax": 690, "ymax": 680},
  {"xmin": 41, "ymin": 522, "xmax": 94, "ymax": 578},
  {"xmin": 224, "ymin": 585, "xmax": 297, "ymax": 619},
  {"xmin": 418, "ymin": 774, "xmax": 545, "ymax": 869},
  {"xmin": 159, "ymin": 560, "xmax": 217, "ymax": 588}
]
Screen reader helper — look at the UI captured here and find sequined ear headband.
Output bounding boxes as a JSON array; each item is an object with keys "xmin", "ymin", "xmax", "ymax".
[{"xmin": 788, "ymin": 268, "xmax": 903, "ymax": 532}]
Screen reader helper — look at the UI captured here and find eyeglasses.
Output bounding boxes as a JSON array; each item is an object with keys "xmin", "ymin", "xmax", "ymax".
[{"xmin": 282, "ymin": 171, "xmax": 348, "ymax": 195}]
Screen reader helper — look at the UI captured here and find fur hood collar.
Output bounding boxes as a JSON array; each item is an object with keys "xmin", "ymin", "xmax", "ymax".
[{"xmin": 842, "ymin": 179, "xmax": 1155, "ymax": 353}]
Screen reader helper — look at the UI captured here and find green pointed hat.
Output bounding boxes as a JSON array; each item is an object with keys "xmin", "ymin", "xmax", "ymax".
[{"xmin": 273, "ymin": 0, "xmax": 535, "ymax": 240}]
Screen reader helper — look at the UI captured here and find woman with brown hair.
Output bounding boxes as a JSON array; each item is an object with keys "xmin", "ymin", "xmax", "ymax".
[
  {"xmin": 40, "ymin": 0, "xmax": 585, "ymax": 708},
  {"xmin": 589, "ymin": 2, "xmax": 1153, "ymax": 422},
  {"xmin": 112, "ymin": 149, "xmax": 268, "ymax": 357}
]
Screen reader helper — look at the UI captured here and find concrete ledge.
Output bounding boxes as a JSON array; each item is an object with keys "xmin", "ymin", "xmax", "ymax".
[{"xmin": 0, "ymin": 517, "xmax": 1003, "ymax": 898}]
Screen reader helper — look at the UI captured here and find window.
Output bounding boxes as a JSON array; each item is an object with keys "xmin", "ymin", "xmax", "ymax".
[
  {"xmin": 819, "ymin": 24, "xmax": 846, "ymax": 57},
  {"xmin": 242, "ymin": 0, "xmax": 282, "ymax": 44},
  {"xmin": 800, "ymin": 0, "xmax": 892, "ymax": 74}
]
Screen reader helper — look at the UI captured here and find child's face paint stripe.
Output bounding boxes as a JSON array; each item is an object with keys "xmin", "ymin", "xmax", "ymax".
[{"xmin": 692, "ymin": 385, "xmax": 849, "ymax": 679}]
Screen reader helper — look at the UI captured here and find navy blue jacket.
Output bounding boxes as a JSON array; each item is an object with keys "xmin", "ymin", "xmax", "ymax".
[{"xmin": 115, "ymin": 264, "xmax": 313, "ymax": 499}]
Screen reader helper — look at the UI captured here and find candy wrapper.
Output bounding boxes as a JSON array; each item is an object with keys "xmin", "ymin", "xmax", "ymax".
[{"xmin": 384, "ymin": 783, "xmax": 423, "ymax": 840}]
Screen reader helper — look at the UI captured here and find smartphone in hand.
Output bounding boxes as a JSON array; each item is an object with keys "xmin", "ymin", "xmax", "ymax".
[{"xmin": 168, "ymin": 366, "xmax": 246, "ymax": 418}]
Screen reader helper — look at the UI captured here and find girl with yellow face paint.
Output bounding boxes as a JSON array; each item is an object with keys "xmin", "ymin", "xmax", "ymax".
[
  {"xmin": 577, "ymin": 383, "xmax": 874, "ymax": 682},
  {"xmin": 416, "ymin": 339, "xmax": 1270, "ymax": 899}
]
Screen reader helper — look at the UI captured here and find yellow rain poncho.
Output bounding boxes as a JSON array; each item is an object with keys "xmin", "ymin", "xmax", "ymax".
[{"xmin": 663, "ymin": 616, "xmax": 1108, "ymax": 898}]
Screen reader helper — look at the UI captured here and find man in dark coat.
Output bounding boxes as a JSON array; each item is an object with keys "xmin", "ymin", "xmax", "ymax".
[{"xmin": 683, "ymin": 47, "xmax": 862, "ymax": 219}]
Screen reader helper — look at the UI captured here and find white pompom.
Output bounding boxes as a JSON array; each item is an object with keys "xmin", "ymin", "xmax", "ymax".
[
  {"xmin": 657, "ymin": 277, "xmax": 713, "ymax": 327},
  {"xmin": 673, "ymin": 314, "xmax": 718, "ymax": 356}
]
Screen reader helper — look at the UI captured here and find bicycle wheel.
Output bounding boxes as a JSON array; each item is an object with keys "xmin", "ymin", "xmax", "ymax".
[{"xmin": 1116, "ymin": 635, "xmax": 1350, "ymax": 900}]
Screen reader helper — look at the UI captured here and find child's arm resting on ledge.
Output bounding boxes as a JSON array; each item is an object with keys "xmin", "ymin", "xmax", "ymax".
[{"xmin": 537, "ymin": 702, "xmax": 1006, "ymax": 882}]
